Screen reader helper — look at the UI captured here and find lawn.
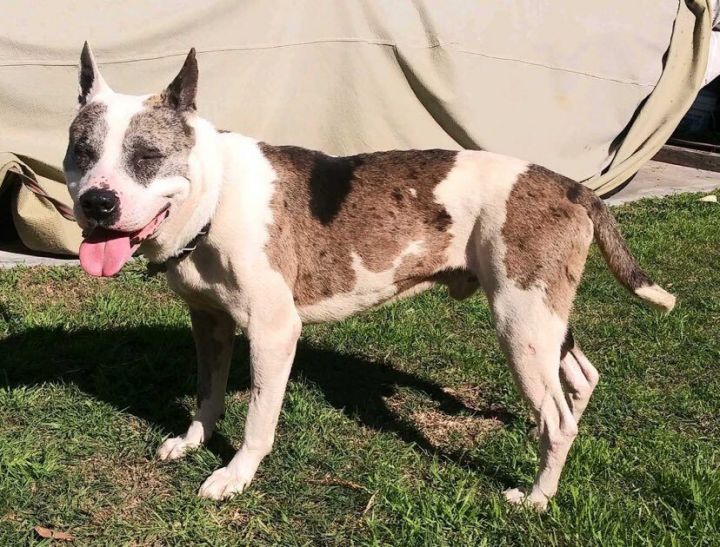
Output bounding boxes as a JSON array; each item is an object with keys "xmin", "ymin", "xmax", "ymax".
[{"xmin": 0, "ymin": 193, "xmax": 718, "ymax": 545}]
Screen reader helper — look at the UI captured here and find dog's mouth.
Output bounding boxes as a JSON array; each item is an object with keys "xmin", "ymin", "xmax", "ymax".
[{"xmin": 79, "ymin": 206, "xmax": 170, "ymax": 277}]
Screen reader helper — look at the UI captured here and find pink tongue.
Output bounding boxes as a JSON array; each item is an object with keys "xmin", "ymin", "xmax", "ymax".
[{"xmin": 79, "ymin": 229, "xmax": 139, "ymax": 277}]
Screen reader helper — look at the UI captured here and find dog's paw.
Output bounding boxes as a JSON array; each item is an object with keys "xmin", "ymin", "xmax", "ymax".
[
  {"xmin": 157, "ymin": 436, "xmax": 199, "ymax": 461},
  {"xmin": 503, "ymin": 487, "xmax": 549, "ymax": 512},
  {"xmin": 198, "ymin": 467, "xmax": 252, "ymax": 500},
  {"xmin": 503, "ymin": 487, "xmax": 526, "ymax": 505}
]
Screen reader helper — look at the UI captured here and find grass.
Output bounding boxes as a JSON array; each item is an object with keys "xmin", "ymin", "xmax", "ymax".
[{"xmin": 0, "ymin": 192, "xmax": 719, "ymax": 545}]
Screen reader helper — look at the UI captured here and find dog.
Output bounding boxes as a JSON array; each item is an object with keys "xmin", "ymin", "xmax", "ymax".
[{"xmin": 63, "ymin": 44, "xmax": 675, "ymax": 509}]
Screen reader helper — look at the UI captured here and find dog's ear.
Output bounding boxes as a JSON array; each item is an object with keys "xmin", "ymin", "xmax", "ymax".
[
  {"xmin": 78, "ymin": 41, "xmax": 111, "ymax": 107},
  {"xmin": 162, "ymin": 48, "xmax": 198, "ymax": 112}
]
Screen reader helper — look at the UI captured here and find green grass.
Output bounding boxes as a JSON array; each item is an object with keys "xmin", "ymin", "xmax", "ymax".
[{"xmin": 1, "ymin": 193, "xmax": 719, "ymax": 545}]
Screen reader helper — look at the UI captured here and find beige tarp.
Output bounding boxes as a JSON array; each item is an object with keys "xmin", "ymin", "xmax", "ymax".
[{"xmin": 0, "ymin": 0, "xmax": 711, "ymax": 255}]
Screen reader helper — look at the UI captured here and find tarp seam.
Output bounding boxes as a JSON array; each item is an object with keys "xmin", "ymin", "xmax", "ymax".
[{"xmin": 0, "ymin": 40, "xmax": 657, "ymax": 87}]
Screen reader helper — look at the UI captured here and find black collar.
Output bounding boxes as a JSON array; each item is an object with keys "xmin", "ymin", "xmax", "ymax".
[
  {"xmin": 171, "ymin": 222, "xmax": 211, "ymax": 261},
  {"xmin": 146, "ymin": 222, "xmax": 210, "ymax": 276}
]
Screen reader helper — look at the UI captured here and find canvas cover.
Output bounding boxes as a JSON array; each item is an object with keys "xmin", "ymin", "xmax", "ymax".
[{"xmin": 0, "ymin": 0, "xmax": 711, "ymax": 255}]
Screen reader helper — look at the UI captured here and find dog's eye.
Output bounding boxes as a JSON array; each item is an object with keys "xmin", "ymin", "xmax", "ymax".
[{"xmin": 137, "ymin": 152, "xmax": 164, "ymax": 164}]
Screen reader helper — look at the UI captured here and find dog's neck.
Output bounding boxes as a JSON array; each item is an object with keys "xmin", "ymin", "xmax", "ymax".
[{"xmin": 140, "ymin": 116, "xmax": 224, "ymax": 263}]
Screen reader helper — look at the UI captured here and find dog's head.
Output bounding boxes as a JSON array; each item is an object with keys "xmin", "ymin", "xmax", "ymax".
[{"xmin": 64, "ymin": 43, "xmax": 200, "ymax": 276}]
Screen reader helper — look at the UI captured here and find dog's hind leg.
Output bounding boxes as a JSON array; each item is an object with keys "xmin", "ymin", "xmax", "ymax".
[
  {"xmin": 466, "ymin": 164, "xmax": 599, "ymax": 509},
  {"xmin": 559, "ymin": 330, "xmax": 599, "ymax": 424},
  {"xmin": 198, "ymin": 298, "xmax": 301, "ymax": 500},
  {"xmin": 157, "ymin": 308, "xmax": 235, "ymax": 461},
  {"xmin": 487, "ymin": 286, "xmax": 580, "ymax": 511}
]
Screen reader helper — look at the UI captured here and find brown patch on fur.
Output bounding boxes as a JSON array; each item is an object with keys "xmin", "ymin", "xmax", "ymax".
[
  {"xmin": 260, "ymin": 144, "xmax": 458, "ymax": 306},
  {"xmin": 64, "ymin": 102, "xmax": 108, "ymax": 175},
  {"xmin": 502, "ymin": 165, "xmax": 593, "ymax": 318},
  {"xmin": 123, "ymin": 101, "xmax": 195, "ymax": 185}
]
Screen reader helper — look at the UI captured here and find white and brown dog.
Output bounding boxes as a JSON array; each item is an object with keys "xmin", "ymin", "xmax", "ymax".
[{"xmin": 64, "ymin": 44, "xmax": 675, "ymax": 509}]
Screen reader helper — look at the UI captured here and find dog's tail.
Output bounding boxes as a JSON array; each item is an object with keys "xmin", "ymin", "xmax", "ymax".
[{"xmin": 570, "ymin": 184, "xmax": 675, "ymax": 312}]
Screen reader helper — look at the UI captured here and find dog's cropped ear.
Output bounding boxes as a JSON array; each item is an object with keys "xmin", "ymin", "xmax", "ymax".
[
  {"xmin": 78, "ymin": 41, "xmax": 111, "ymax": 107},
  {"xmin": 162, "ymin": 48, "xmax": 198, "ymax": 112}
]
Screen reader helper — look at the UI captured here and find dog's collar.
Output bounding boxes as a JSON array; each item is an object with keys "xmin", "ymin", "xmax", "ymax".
[
  {"xmin": 146, "ymin": 222, "xmax": 211, "ymax": 275},
  {"xmin": 171, "ymin": 222, "xmax": 211, "ymax": 260}
]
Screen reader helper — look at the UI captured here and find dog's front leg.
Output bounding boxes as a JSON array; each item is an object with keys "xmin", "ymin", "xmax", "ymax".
[
  {"xmin": 198, "ymin": 304, "xmax": 301, "ymax": 500},
  {"xmin": 157, "ymin": 308, "xmax": 235, "ymax": 460}
]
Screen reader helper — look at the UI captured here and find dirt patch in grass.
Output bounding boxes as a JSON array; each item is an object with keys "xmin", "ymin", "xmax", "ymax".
[
  {"xmin": 211, "ymin": 508, "xmax": 252, "ymax": 531},
  {"xmin": 408, "ymin": 410, "xmax": 502, "ymax": 450},
  {"xmin": 77, "ymin": 456, "xmax": 172, "ymax": 527},
  {"xmin": 384, "ymin": 385, "xmax": 503, "ymax": 451},
  {"xmin": 440, "ymin": 384, "xmax": 493, "ymax": 412}
]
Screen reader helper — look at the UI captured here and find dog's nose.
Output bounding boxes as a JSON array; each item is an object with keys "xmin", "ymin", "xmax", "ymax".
[{"xmin": 80, "ymin": 188, "xmax": 119, "ymax": 223}]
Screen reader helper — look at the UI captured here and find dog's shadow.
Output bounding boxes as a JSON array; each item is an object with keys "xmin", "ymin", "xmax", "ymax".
[{"xmin": 0, "ymin": 320, "xmax": 515, "ymax": 482}]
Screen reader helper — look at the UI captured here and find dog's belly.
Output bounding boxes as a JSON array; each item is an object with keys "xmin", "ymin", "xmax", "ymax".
[
  {"xmin": 297, "ymin": 278, "xmax": 436, "ymax": 323},
  {"xmin": 297, "ymin": 264, "xmax": 480, "ymax": 323}
]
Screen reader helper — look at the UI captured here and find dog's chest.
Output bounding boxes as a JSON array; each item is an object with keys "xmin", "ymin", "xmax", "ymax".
[{"xmin": 164, "ymin": 245, "xmax": 252, "ymax": 326}]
